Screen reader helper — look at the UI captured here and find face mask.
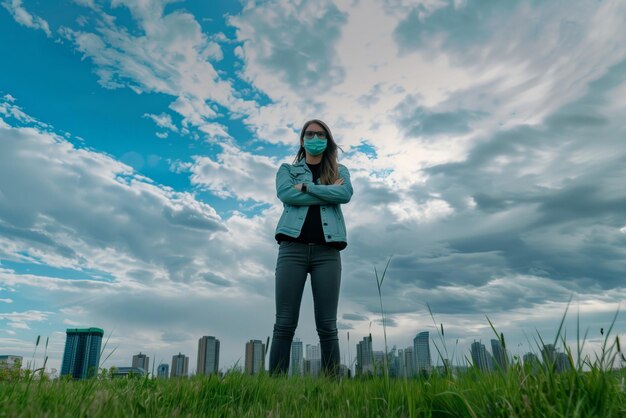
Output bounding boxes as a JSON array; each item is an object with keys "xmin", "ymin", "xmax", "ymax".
[{"xmin": 303, "ymin": 136, "xmax": 327, "ymax": 156}]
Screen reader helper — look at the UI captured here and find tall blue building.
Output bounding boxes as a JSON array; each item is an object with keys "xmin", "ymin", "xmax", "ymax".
[
  {"xmin": 490, "ymin": 339, "xmax": 508, "ymax": 371},
  {"xmin": 356, "ymin": 335, "xmax": 373, "ymax": 376},
  {"xmin": 197, "ymin": 336, "xmax": 220, "ymax": 375},
  {"xmin": 289, "ymin": 338, "xmax": 303, "ymax": 377},
  {"xmin": 60, "ymin": 328, "xmax": 103, "ymax": 379},
  {"xmin": 413, "ymin": 332, "xmax": 431, "ymax": 374},
  {"xmin": 471, "ymin": 340, "xmax": 490, "ymax": 372}
]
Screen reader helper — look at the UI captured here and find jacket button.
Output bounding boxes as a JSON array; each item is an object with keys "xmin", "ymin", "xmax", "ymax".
[
  {"xmin": 327, "ymin": 235, "xmax": 331, "ymax": 239},
  {"xmin": 323, "ymin": 222, "xmax": 328, "ymax": 226}
]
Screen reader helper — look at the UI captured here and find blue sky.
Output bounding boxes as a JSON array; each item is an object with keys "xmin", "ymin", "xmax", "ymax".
[{"xmin": 1, "ymin": 0, "xmax": 625, "ymax": 375}]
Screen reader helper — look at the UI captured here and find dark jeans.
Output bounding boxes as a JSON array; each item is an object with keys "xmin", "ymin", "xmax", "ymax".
[{"xmin": 269, "ymin": 241, "xmax": 342, "ymax": 377}]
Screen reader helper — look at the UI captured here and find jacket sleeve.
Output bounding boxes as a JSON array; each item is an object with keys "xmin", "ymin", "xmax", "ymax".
[
  {"xmin": 305, "ymin": 164, "xmax": 353, "ymax": 204},
  {"xmin": 276, "ymin": 163, "xmax": 329, "ymax": 206}
]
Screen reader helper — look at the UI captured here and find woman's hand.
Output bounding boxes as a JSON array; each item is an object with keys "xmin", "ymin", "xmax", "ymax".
[{"xmin": 334, "ymin": 178, "xmax": 344, "ymax": 185}]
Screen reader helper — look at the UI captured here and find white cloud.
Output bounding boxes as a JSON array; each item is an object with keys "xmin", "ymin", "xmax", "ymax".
[
  {"xmin": 0, "ymin": 310, "xmax": 52, "ymax": 330},
  {"xmin": 143, "ymin": 112, "xmax": 179, "ymax": 133},
  {"xmin": 2, "ymin": 0, "xmax": 52, "ymax": 37},
  {"xmin": 0, "ymin": 102, "xmax": 235, "ymax": 286},
  {"xmin": 73, "ymin": 0, "xmax": 98, "ymax": 10},
  {"xmin": 58, "ymin": 1, "xmax": 256, "ymax": 141},
  {"xmin": 388, "ymin": 198, "xmax": 453, "ymax": 224},
  {"xmin": 188, "ymin": 143, "xmax": 278, "ymax": 203},
  {"xmin": 0, "ymin": 298, "xmax": 13, "ymax": 303}
]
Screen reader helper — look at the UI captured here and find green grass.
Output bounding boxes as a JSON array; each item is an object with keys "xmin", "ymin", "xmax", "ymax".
[
  {"xmin": 1, "ymin": 364, "xmax": 625, "ymax": 417},
  {"xmin": 2, "ymin": 268, "xmax": 624, "ymax": 417}
]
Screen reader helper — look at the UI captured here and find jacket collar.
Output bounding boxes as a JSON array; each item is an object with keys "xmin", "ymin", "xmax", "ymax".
[{"xmin": 294, "ymin": 157, "xmax": 307, "ymax": 167}]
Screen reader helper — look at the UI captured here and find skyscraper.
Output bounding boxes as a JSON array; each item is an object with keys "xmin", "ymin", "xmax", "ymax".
[
  {"xmin": 305, "ymin": 344, "xmax": 321, "ymax": 377},
  {"xmin": 523, "ymin": 352, "xmax": 541, "ymax": 372},
  {"xmin": 373, "ymin": 351, "xmax": 385, "ymax": 376},
  {"xmin": 541, "ymin": 344, "xmax": 557, "ymax": 367},
  {"xmin": 556, "ymin": 352, "xmax": 572, "ymax": 373},
  {"xmin": 60, "ymin": 327, "xmax": 103, "ymax": 379},
  {"xmin": 132, "ymin": 352, "xmax": 149, "ymax": 373},
  {"xmin": 171, "ymin": 352, "xmax": 189, "ymax": 377},
  {"xmin": 197, "ymin": 336, "xmax": 220, "ymax": 375},
  {"xmin": 490, "ymin": 339, "xmax": 508, "ymax": 372},
  {"xmin": 356, "ymin": 335, "xmax": 373, "ymax": 376},
  {"xmin": 397, "ymin": 349, "xmax": 406, "ymax": 377},
  {"xmin": 245, "ymin": 339, "xmax": 265, "ymax": 375},
  {"xmin": 289, "ymin": 338, "xmax": 303, "ymax": 377},
  {"xmin": 471, "ymin": 341, "xmax": 489, "ymax": 372},
  {"xmin": 157, "ymin": 363, "xmax": 169, "ymax": 379},
  {"xmin": 404, "ymin": 347, "xmax": 415, "ymax": 377},
  {"xmin": 413, "ymin": 331, "xmax": 431, "ymax": 374}
]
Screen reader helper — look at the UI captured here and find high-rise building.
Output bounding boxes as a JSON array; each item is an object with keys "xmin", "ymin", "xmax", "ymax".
[
  {"xmin": 490, "ymin": 339, "xmax": 508, "ymax": 372},
  {"xmin": 373, "ymin": 350, "xmax": 385, "ymax": 376},
  {"xmin": 523, "ymin": 352, "xmax": 539, "ymax": 364},
  {"xmin": 556, "ymin": 352, "xmax": 571, "ymax": 373},
  {"xmin": 289, "ymin": 338, "xmax": 303, "ymax": 377},
  {"xmin": 541, "ymin": 344, "xmax": 571, "ymax": 372},
  {"xmin": 306, "ymin": 344, "xmax": 320, "ymax": 360},
  {"xmin": 541, "ymin": 344, "xmax": 557, "ymax": 367},
  {"xmin": 245, "ymin": 339, "xmax": 265, "ymax": 375},
  {"xmin": 60, "ymin": 328, "xmax": 103, "ymax": 379},
  {"xmin": 523, "ymin": 352, "xmax": 541, "ymax": 372},
  {"xmin": 404, "ymin": 347, "xmax": 415, "ymax": 377},
  {"xmin": 397, "ymin": 349, "xmax": 406, "ymax": 377},
  {"xmin": 413, "ymin": 332, "xmax": 431, "ymax": 374},
  {"xmin": 171, "ymin": 352, "xmax": 189, "ymax": 377},
  {"xmin": 388, "ymin": 346, "xmax": 399, "ymax": 378},
  {"xmin": 305, "ymin": 344, "xmax": 321, "ymax": 377},
  {"xmin": 197, "ymin": 336, "xmax": 220, "ymax": 375},
  {"xmin": 157, "ymin": 363, "xmax": 169, "ymax": 379},
  {"xmin": 356, "ymin": 335, "xmax": 373, "ymax": 376},
  {"xmin": 471, "ymin": 341, "xmax": 489, "ymax": 372},
  {"xmin": 132, "ymin": 352, "xmax": 149, "ymax": 373}
]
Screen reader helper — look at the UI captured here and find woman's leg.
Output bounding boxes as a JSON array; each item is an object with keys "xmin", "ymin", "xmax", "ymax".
[
  {"xmin": 310, "ymin": 245, "xmax": 342, "ymax": 377},
  {"xmin": 269, "ymin": 242, "xmax": 308, "ymax": 375}
]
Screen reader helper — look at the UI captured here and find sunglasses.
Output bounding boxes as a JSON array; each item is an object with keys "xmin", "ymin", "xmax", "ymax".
[{"xmin": 303, "ymin": 130, "xmax": 327, "ymax": 139}]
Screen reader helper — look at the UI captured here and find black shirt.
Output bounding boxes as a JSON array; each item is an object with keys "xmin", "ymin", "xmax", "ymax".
[{"xmin": 294, "ymin": 163, "xmax": 325, "ymax": 244}]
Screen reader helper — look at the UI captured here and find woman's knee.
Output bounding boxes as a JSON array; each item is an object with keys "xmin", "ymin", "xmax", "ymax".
[{"xmin": 272, "ymin": 322, "xmax": 297, "ymax": 339}]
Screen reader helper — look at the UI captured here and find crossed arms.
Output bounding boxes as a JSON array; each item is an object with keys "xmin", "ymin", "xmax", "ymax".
[{"xmin": 276, "ymin": 163, "xmax": 353, "ymax": 206}]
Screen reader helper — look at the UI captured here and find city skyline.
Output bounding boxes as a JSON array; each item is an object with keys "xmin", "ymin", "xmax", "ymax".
[
  {"xmin": 6, "ymin": 321, "xmax": 610, "ymax": 379},
  {"xmin": 1, "ymin": 0, "xmax": 625, "ymax": 377}
]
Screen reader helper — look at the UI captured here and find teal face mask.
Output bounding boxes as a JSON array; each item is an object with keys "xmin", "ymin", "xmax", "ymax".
[{"xmin": 303, "ymin": 136, "xmax": 327, "ymax": 156}]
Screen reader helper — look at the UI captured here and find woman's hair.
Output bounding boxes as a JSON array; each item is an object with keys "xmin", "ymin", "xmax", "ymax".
[{"xmin": 294, "ymin": 119, "xmax": 342, "ymax": 185}]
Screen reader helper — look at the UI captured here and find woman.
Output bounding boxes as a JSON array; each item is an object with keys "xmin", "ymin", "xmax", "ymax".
[{"xmin": 269, "ymin": 119, "xmax": 353, "ymax": 378}]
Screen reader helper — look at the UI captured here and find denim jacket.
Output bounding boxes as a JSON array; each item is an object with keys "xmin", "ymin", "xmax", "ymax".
[{"xmin": 274, "ymin": 158, "xmax": 353, "ymax": 248}]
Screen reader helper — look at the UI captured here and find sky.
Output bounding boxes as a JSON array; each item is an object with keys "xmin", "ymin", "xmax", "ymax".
[{"xmin": 1, "ymin": 0, "xmax": 625, "ymax": 376}]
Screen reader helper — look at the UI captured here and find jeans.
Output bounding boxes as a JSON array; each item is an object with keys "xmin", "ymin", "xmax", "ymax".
[{"xmin": 269, "ymin": 241, "xmax": 342, "ymax": 377}]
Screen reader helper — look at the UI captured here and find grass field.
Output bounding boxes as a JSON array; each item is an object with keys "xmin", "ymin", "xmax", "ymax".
[{"xmin": 1, "ymin": 362, "xmax": 625, "ymax": 417}]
